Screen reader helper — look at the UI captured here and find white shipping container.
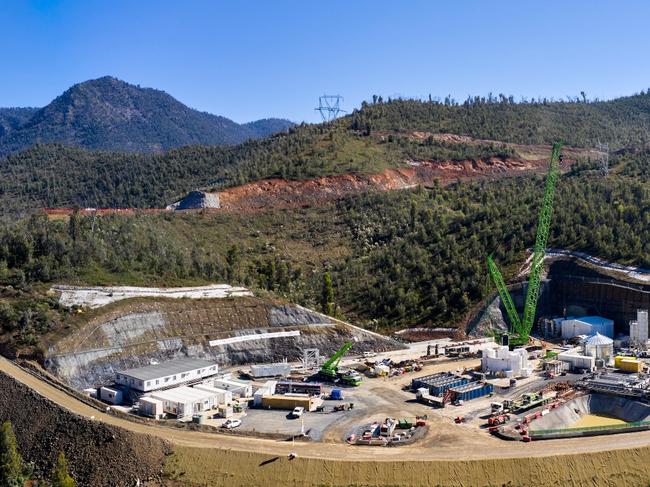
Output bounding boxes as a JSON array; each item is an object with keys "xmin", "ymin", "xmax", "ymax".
[{"xmin": 250, "ymin": 362, "xmax": 291, "ymax": 378}]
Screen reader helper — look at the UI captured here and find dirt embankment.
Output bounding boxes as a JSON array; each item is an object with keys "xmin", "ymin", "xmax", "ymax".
[
  {"xmin": 173, "ymin": 133, "xmax": 595, "ymax": 213},
  {"xmin": 179, "ymin": 155, "xmax": 556, "ymax": 213},
  {"xmin": 0, "ymin": 371, "xmax": 170, "ymax": 486},
  {"xmin": 165, "ymin": 444, "xmax": 647, "ymax": 487}
]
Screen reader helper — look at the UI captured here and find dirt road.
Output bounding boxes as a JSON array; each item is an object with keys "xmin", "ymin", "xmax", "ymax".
[{"xmin": 3, "ymin": 355, "xmax": 650, "ymax": 462}]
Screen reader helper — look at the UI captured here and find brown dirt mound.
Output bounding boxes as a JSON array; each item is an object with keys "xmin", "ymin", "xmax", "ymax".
[{"xmin": 0, "ymin": 371, "xmax": 170, "ymax": 486}]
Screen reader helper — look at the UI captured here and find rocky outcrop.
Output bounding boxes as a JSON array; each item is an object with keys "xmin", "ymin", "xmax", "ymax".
[{"xmin": 167, "ymin": 190, "xmax": 220, "ymax": 210}]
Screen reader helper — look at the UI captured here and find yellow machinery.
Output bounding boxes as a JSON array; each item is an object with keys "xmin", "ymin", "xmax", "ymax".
[{"xmin": 614, "ymin": 356, "xmax": 643, "ymax": 373}]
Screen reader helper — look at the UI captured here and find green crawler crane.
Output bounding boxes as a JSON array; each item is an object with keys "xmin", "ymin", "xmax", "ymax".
[
  {"xmin": 487, "ymin": 142, "xmax": 564, "ymax": 346},
  {"xmin": 319, "ymin": 341, "xmax": 363, "ymax": 386}
]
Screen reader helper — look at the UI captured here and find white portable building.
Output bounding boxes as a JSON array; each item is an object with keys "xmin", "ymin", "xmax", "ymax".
[
  {"xmin": 148, "ymin": 386, "xmax": 217, "ymax": 418},
  {"xmin": 82, "ymin": 388, "xmax": 98, "ymax": 399},
  {"xmin": 100, "ymin": 386, "xmax": 123, "ymax": 405},
  {"xmin": 253, "ymin": 380, "xmax": 277, "ymax": 407},
  {"xmin": 558, "ymin": 348, "xmax": 596, "ymax": 371},
  {"xmin": 115, "ymin": 358, "xmax": 219, "ymax": 392},
  {"xmin": 208, "ymin": 378, "xmax": 252, "ymax": 398},
  {"xmin": 139, "ymin": 397, "xmax": 164, "ymax": 419},
  {"xmin": 192, "ymin": 384, "xmax": 233, "ymax": 405}
]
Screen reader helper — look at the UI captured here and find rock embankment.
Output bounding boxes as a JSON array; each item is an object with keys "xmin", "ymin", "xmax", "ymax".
[{"xmin": 0, "ymin": 371, "xmax": 170, "ymax": 486}]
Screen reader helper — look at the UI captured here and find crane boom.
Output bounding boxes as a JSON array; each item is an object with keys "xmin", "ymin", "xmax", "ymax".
[
  {"xmin": 320, "ymin": 341, "xmax": 354, "ymax": 376},
  {"xmin": 519, "ymin": 141, "xmax": 564, "ymax": 341},
  {"xmin": 486, "ymin": 142, "xmax": 563, "ymax": 346},
  {"xmin": 486, "ymin": 255, "xmax": 521, "ymax": 332}
]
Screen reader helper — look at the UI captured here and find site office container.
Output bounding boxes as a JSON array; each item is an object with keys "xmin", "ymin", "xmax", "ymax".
[
  {"xmin": 450, "ymin": 383, "xmax": 493, "ymax": 402},
  {"xmin": 250, "ymin": 363, "xmax": 291, "ymax": 378},
  {"xmin": 275, "ymin": 381, "xmax": 323, "ymax": 396},
  {"xmin": 261, "ymin": 394, "xmax": 316, "ymax": 411}
]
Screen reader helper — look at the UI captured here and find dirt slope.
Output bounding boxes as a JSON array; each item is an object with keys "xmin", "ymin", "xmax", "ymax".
[
  {"xmin": 0, "ymin": 370, "xmax": 169, "ymax": 486},
  {"xmin": 172, "ymin": 135, "xmax": 595, "ymax": 213}
]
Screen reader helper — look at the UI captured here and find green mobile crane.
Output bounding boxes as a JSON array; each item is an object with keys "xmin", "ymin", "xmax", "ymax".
[
  {"xmin": 319, "ymin": 341, "xmax": 362, "ymax": 386},
  {"xmin": 487, "ymin": 142, "xmax": 564, "ymax": 346}
]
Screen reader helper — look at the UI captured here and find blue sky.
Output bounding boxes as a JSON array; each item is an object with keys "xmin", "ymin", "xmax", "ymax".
[{"xmin": 2, "ymin": 0, "xmax": 650, "ymax": 123}]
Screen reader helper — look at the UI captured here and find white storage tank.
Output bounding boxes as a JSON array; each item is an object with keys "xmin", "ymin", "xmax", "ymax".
[{"xmin": 584, "ymin": 333, "xmax": 614, "ymax": 361}]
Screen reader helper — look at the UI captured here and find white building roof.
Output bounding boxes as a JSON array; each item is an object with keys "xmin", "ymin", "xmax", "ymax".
[
  {"xmin": 117, "ymin": 358, "xmax": 217, "ymax": 381},
  {"xmin": 140, "ymin": 397, "xmax": 163, "ymax": 405},
  {"xmin": 575, "ymin": 316, "xmax": 613, "ymax": 326},
  {"xmin": 193, "ymin": 384, "xmax": 230, "ymax": 395},
  {"xmin": 586, "ymin": 332, "xmax": 614, "ymax": 346},
  {"xmin": 149, "ymin": 386, "xmax": 215, "ymax": 403}
]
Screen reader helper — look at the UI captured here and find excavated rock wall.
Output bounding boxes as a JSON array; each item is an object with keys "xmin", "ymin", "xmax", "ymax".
[
  {"xmin": 531, "ymin": 393, "xmax": 650, "ymax": 431},
  {"xmin": 470, "ymin": 258, "xmax": 650, "ymax": 336},
  {"xmin": 45, "ymin": 302, "xmax": 403, "ymax": 390}
]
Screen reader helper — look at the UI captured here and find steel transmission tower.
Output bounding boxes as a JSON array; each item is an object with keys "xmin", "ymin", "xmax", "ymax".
[
  {"xmin": 315, "ymin": 95, "xmax": 345, "ymax": 122},
  {"xmin": 596, "ymin": 141, "xmax": 609, "ymax": 176}
]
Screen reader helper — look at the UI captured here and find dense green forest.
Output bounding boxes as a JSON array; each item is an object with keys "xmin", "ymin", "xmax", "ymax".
[
  {"xmin": 0, "ymin": 167, "xmax": 648, "ymax": 349},
  {"xmin": 0, "ymin": 133, "xmax": 513, "ymax": 216},
  {"xmin": 349, "ymin": 92, "xmax": 650, "ymax": 148}
]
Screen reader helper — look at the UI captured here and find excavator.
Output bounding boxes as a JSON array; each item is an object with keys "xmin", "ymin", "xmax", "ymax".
[{"xmin": 319, "ymin": 341, "xmax": 363, "ymax": 386}]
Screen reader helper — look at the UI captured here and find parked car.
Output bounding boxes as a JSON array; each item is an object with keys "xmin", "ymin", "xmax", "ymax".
[
  {"xmin": 291, "ymin": 407, "xmax": 305, "ymax": 418},
  {"xmin": 221, "ymin": 419, "xmax": 242, "ymax": 429}
]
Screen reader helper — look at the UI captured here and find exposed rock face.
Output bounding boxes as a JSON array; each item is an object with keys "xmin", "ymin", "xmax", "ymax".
[
  {"xmin": 44, "ymin": 298, "xmax": 404, "ymax": 390},
  {"xmin": 167, "ymin": 190, "xmax": 220, "ymax": 210}
]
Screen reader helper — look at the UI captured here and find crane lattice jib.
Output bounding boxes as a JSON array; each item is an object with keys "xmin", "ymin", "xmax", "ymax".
[
  {"xmin": 486, "ymin": 255, "xmax": 521, "ymax": 332},
  {"xmin": 519, "ymin": 142, "xmax": 564, "ymax": 340}
]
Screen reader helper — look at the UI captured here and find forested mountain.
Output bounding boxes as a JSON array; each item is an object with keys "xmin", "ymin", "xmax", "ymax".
[
  {"xmin": 2, "ymin": 88, "xmax": 650, "ymax": 344},
  {"xmin": 0, "ymin": 77, "xmax": 293, "ymax": 156},
  {"xmin": 244, "ymin": 118, "xmax": 297, "ymax": 138},
  {"xmin": 0, "ymin": 108, "xmax": 38, "ymax": 138},
  {"xmin": 3, "ymin": 88, "xmax": 650, "ymax": 217}
]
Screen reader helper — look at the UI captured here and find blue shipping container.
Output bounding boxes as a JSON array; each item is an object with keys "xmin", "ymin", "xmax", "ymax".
[
  {"xmin": 430, "ymin": 378, "xmax": 468, "ymax": 396},
  {"xmin": 450, "ymin": 383, "xmax": 493, "ymax": 402}
]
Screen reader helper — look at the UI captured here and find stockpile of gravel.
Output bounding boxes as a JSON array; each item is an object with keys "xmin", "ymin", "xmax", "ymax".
[{"xmin": 0, "ymin": 371, "xmax": 170, "ymax": 486}]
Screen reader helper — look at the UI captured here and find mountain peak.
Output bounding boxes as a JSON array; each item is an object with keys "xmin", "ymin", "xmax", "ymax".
[{"xmin": 0, "ymin": 77, "xmax": 294, "ymax": 156}]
